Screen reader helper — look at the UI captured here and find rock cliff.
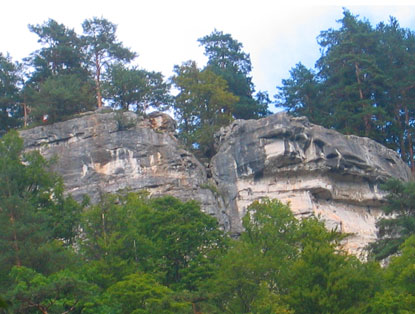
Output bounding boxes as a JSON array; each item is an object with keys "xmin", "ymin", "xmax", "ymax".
[
  {"xmin": 20, "ymin": 110, "xmax": 229, "ymax": 227},
  {"xmin": 211, "ymin": 113, "xmax": 411, "ymax": 254},
  {"xmin": 20, "ymin": 110, "xmax": 411, "ymax": 254}
]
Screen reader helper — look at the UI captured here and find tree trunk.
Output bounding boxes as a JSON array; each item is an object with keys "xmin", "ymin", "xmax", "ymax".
[
  {"xmin": 354, "ymin": 62, "xmax": 370, "ymax": 136},
  {"xmin": 39, "ymin": 307, "xmax": 48, "ymax": 314},
  {"xmin": 95, "ymin": 53, "xmax": 102, "ymax": 108},
  {"xmin": 190, "ymin": 297, "xmax": 207, "ymax": 314},
  {"xmin": 23, "ymin": 102, "xmax": 29, "ymax": 127},
  {"xmin": 394, "ymin": 105, "xmax": 407, "ymax": 162},
  {"xmin": 404, "ymin": 105, "xmax": 414, "ymax": 173},
  {"xmin": 10, "ymin": 213, "xmax": 21, "ymax": 267},
  {"xmin": 192, "ymin": 303, "xmax": 202, "ymax": 314},
  {"xmin": 101, "ymin": 211, "xmax": 107, "ymax": 247}
]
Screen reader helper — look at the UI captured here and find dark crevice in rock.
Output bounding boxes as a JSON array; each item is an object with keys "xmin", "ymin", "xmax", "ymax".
[{"xmin": 20, "ymin": 110, "xmax": 411, "ymax": 254}]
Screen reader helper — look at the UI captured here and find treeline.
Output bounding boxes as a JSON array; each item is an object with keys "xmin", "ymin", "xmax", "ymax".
[
  {"xmin": 276, "ymin": 9, "xmax": 415, "ymax": 171},
  {"xmin": 0, "ymin": 18, "xmax": 269, "ymax": 158},
  {"xmin": 3, "ymin": 10, "xmax": 415, "ymax": 162},
  {"xmin": 2, "ymin": 10, "xmax": 415, "ymax": 313},
  {"xmin": 1, "ymin": 131, "xmax": 415, "ymax": 314}
]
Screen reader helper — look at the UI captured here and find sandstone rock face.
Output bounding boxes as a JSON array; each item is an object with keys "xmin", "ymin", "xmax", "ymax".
[
  {"xmin": 20, "ymin": 110, "xmax": 228, "ymax": 227},
  {"xmin": 20, "ymin": 110, "xmax": 411, "ymax": 254},
  {"xmin": 211, "ymin": 113, "xmax": 411, "ymax": 254}
]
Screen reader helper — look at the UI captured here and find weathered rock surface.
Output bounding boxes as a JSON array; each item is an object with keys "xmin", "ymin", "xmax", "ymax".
[
  {"xmin": 211, "ymin": 113, "xmax": 411, "ymax": 254},
  {"xmin": 20, "ymin": 110, "xmax": 411, "ymax": 254},
  {"xmin": 20, "ymin": 110, "xmax": 228, "ymax": 227}
]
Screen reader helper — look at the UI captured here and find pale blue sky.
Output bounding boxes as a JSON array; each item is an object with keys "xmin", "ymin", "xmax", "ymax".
[{"xmin": 2, "ymin": 1, "xmax": 414, "ymax": 111}]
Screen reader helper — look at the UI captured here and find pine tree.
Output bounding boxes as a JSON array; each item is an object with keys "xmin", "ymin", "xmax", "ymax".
[
  {"xmin": 0, "ymin": 131, "xmax": 82, "ymax": 288},
  {"xmin": 25, "ymin": 19, "xmax": 95, "ymax": 122},
  {"xmin": 103, "ymin": 63, "xmax": 171, "ymax": 112},
  {"xmin": 316, "ymin": 10, "xmax": 386, "ymax": 138},
  {"xmin": 0, "ymin": 53, "xmax": 22, "ymax": 134},
  {"xmin": 199, "ymin": 29, "xmax": 270, "ymax": 119},
  {"xmin": 82, "ymin": 17, "xmax": 136, "ymax": 108},
  {"xmin": 276, "ymin": 63, "xmax": 323, "ymax": 125}
]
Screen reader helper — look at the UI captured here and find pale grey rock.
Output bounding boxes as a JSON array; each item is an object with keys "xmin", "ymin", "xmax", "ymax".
[
  {"xmin": 211, "ymin": 112, "xmax": 411, "ymax": 254},
  {"xmin": 20, "ymin": 110, "xmax": 412, "ymax": 254},
  {"xmin": 20, "ymin": 110, "xmax": 228, "ymax": 227},
  {"xmin": 147, "ymin": 111, "xmax": 177, "ymax": 133}
]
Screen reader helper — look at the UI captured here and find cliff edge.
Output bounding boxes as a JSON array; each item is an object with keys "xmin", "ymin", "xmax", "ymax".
[
  {"xmin": 211, "ymin": 113, "xmax": 411, "ymax": 254},
  {"xmin": 20, "ymin": 110, "xmax": 411, "ymax": 254},
  {"xmin": 20, "ymin": 110, "xmax": 229, "ymax": 228}
]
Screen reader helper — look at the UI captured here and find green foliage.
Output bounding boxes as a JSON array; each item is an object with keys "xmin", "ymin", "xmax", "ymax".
[
  {"xmin": 113, "ymin": 110, "xmax": 137, "ymax": 131},
  {"xmin": 172, "ymin": 61, "xmax": 238, "ymax": 157},
  {"xmin": 203, "ymin": 200, "xmax": 296, "ymax": 312},
  {"xmin": 363, "ymin": 290, "xmax": 415, "ymax": 314},
  {"xmin": 104, "ymin": 63, "xmax": 171, "ymax": 112},
  {"xmin": 144, "ymin": 196, "xmax": 228, "ymax": 290},
  {"xmin": 80, "ymin": 192, "xmax": 227, "ymax": 292},
  {"xmin": 82, "ymin": 17, "xmax": 137, "ymax": 108},
  {"xmin": 27, "ymin": 19, "xmax": 87, "ymax": 80},
  {"xmin": 0, "ymin": 132, "xmax": 88, "ymax": 311},
  {"xmin": 25, "ymin": 19, "xmax": 96, "ymax": 123},
  {"xmin": 0, "ymin": 53, "xmax": 22, "ymax": 134},
  {"xmin": 0, "ymin": 131, "xmax": 83, "ymax": 290},
  {"xmin": 0, "ymin": 296, "xmax": 7, "ymax": 309},
  {"xmin": 317, "ymin": 10, "xmax": 385, "ymax": 137},
  {"xmin": 204, "ymin": 198, "xmax": 379, "ymax": 314},
  {"xmin": 286, "ymin": 244, "xmax": 381, "ymax": 314},
  {"xmin": 276, "ymin": 9, "xmax": 415, "ymax": 168},
  {"xmin": 250, "ymin": 282, "xmax": 294, "ymax": 314},
  {"xmin": 26, "ymin": 73, "xmax": 96, "ymax": 123},
  {"xmin": 375, "ymin": 17, "xmax": 415, "ymax": 168},
  {"xmin": 364, "ymin": 236, "xmax": 415, "ymax": 313},
  {"xmin": 200, "ymin": 183, "xmax": 221, "ymax": 197},
  {"xmin": 275, "ymin": 63, "xmax": 322, "ymax": 122},
  {"xmin": 7, "ymin": 266, "xmax": 95, "ymax": 313},
  {"xmin": 4, "ymin": 12, "xmax": 415, "ymax": 311},
  {"xmin": 105, "ymin": 273, "xmax": 189, "ymax": 314},
  {"xmin": 386, "ymin": 236, "xmax": 415, "ymax": 294},
  {"xmin": 3, "ymin": 16, "xmax": 174, "ymax": 130},
  {"xmin": 79, "ymin": 193, "xmax": 148, "ymax": 289},
  {"xmin": 199, "ymin": 29, "xmax": 270, "ymax": 119},
  {"xmin": 207, "ymin": 241, "xmax": 273, "ymax": 313},
  {"xmin": 369, "ymin": 179, "xmax": 415, "ymax": 259}
]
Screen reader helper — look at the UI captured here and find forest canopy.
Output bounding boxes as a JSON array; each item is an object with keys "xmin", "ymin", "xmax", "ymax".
[
  {"xmin": 2, "ymin": 10, "xmax": 415, "ymax": 164},
  {"xmin": 2, "ymin": 9, "xmax": 415, "ymax": 312},
  {"xmin": 276, "ymin": 10, "xmax": 415, "ymax": 171},
  {"xmin": 2, "ymin": 131, "xmax": 415, "ymax": 313}
]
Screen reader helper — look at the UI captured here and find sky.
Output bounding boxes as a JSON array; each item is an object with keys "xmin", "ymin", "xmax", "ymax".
[{"xmin": 1, "ymin": 0, "xmax": 415, "ymax": 111}]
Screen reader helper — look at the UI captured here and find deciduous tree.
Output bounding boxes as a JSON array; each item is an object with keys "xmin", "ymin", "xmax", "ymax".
[
  {"xmin": 172, "ymin": 61, "xmax": 238, "ymax": 157},
  {"xmin": 105, "ymin": 273, "xmax": 189, "ymax": 313},
  {"xmin": 80, "ymin": 192, "xmax": 227, "ymax": 292},
  {"xmin": 8, "ymin": 266, "xmax": 94, "ymax": 314}
]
